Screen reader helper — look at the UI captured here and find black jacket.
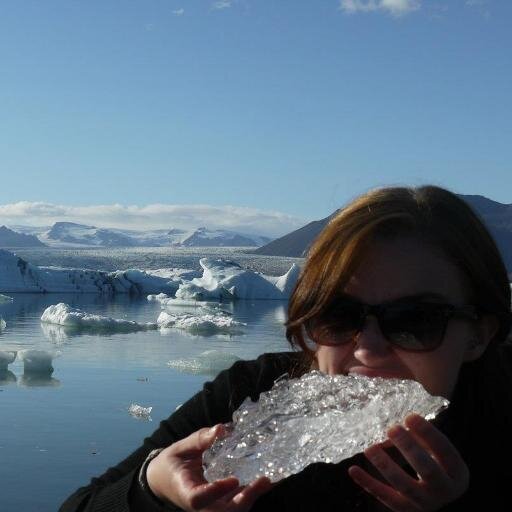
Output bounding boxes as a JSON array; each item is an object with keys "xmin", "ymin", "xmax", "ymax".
[{"xmin": 59, "ymin": 346, "xmax": 512, "ymax": 511}]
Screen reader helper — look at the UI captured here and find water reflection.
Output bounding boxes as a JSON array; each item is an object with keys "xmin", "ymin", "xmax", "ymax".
[
  {"xmin": 0, "ymin": 370, "xmax": 16, "ymax": 385},
  {"xmin": 18, "ymin": 373, "xmax": 60, "ymax": 387}
]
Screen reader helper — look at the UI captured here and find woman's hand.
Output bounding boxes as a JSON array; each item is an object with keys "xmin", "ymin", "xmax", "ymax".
[
  {"xmin": 146, "ymin": 424, "xmax": 273, "ymax": 511},
  {"xmin": 348, "ymin": 414, "xmax": 469, "ymax": 512}
]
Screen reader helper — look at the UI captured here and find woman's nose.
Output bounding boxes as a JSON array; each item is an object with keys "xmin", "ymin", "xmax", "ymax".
[{"xmin": 352, "ymin": 315, "xmax": 391, "ymax": 359}]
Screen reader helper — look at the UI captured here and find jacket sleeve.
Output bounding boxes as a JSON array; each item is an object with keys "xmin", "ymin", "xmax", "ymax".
[{"xmin": 58, "ymin": 352, "xmax": 294, "ymax": 512}]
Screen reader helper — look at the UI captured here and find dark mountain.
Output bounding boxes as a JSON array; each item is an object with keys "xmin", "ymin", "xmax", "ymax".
[
  {"xmin": 0, "ymin": 226, "xmax": 46, "ymax": 247},
  {"xmin": 253, "ymin": 195, "xmax": 512, "ymax": 274},
  {"xmin": 252, "ymin": 212, "xmax": 339, "ymax": 257}
]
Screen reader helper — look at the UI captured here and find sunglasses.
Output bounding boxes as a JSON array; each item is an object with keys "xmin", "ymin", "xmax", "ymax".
[{"xmin": 306, "ymin": 297, "xmax": 481, "ymax": 352}]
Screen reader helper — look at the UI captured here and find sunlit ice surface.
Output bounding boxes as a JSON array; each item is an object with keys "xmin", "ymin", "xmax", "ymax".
[{"xmin": 0, "ymin": 247, "xmax": 298, "ymax": 511}]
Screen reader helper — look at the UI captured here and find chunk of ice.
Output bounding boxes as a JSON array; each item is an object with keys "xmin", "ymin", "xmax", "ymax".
[
  {"xmin": 17, "ymin": 349, "xmax": 56, "ymax": 374},
  {"xmin": 203, "ymin": 371, "xmax": 449, "ymax": 485},
  {"xmin": 0, "ymin": 294, "xmax": 13, "ymax": 303},
  {"xmin": 167, "ymin": 350, "xmax": 241, "ymax": 375},
  {"xmin": 0, "ymin": 351, "xmax": 16, "ymax": 371},
  {"xmin": 41, "ymin": 303, "xmax": 157, "ymax": 333},
  {"xmin": 128, "ymin": 403, "xmax": 153, "ymax": 420},
  {"xmin": 0, "ymin": 317, "xmax": 5, "ymax": 331},
  {"xmin": 157, "ymin": 311, "xmax": 245, "ymax": 335}
]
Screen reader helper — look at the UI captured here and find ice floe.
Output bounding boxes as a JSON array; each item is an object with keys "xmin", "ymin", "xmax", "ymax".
[
  {"xmin": 157, "ymin": 310, "xmax": 245, "ymax": 335},
  {"xmin": 167, "ymin": 350, "xmax": 241, "ymax": 375},
  {"xmin": 128, "ymin": 403, "xmax": 152, "ymax": 420},
  {"xmin": 175, "ymin": 258, "xmax": 300, "ymax": 301},
  {"xmin": 17, "ymin": 349, "xmax": 56, "ymax": 374},
  {"xmin": 41, "ymin": 303, "xmax": 158, "ymax": 333},
  {"xmin": 0, "ymin": 351, "xmax": 17, "ymax": 371}
]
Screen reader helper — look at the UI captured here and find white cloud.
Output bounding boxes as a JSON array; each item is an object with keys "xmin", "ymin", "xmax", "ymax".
[
  {"xmin": 212, "ymin": 1, "xmax": 233, "ymax": 10},
  {"xmin": 340, "ymin": 0, "xmax": 421, "ymax": 16},
  {"xmin": 0, "ymin": 202, "xmax": 305, "ymax": 238},
  {"xmin": 172, "ymin": 8, "xmax": 185, "ymax": 16}
]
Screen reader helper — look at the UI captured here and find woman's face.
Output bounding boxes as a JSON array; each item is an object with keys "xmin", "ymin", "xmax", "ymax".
[{"xmin": 314, "ymin": 237, "xmax": 488, "ymax": 399}]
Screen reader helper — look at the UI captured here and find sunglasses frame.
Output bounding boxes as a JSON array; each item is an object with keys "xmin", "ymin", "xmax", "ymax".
[{"xmin": 307, "ymin": 297, "xmax": 481, "ymax": 352}]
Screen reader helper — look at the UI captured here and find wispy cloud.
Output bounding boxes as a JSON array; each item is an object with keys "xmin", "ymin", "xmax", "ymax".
[
  {"xmin": 212, "ymin": 1, "xmax": 233, "ymax": 10},
  {"xmin": 172, "ymin": 8, "xmax": 185, "ymax": 16},
  {"xmin": 465, "ymin": 0, "xmax": 490, "ymax": 18},
  {"xmin": 340, "ymin": 0, "xmax": 421, "ymax": 17},
  {"xmin": 0, "ymin": 202, "xmax": 305, "ymax": 238}
]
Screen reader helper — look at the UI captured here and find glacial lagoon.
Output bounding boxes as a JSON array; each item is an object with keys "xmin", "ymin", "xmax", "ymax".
[{"xmin": 0, "ymin": 248, "xmax": 300, "ymax": 511}]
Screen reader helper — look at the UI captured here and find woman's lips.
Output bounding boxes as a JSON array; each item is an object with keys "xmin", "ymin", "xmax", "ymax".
[{"xmin": 347, "ymin": 366, "xmax": 406, "ymax": 379}]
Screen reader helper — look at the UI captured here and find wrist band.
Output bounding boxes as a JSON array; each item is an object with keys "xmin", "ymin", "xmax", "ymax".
[{"xmin": 138, "ymin": 448, "xmax": 164, "ymax": 498}]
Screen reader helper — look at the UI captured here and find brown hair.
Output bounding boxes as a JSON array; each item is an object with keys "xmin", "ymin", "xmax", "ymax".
[{"xmin": 286, "ymin": 185, "xmax": 511, "ymax": 355}]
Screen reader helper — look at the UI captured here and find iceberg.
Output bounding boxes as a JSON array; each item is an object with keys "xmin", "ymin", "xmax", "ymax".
[
  {"xmin": 0, "ymin": 250, "xmax": 299, "ymax": 300},
  {"xmin": 128, "ymin": 403, "xmax": 152, "ymax": 420},
  {"xmin": 176, "ymin": 258, "xmax": 300, "ymax": 301},
  {"xmin": 41, "ymin": 303, "xmax": 158, "ymax": 333},
  {"xmin": 0, "ymin": 250, "xmax": 181, "ymax": 295},
  {"xmin": 0, "ymin": 351, "xmax": 16, "ymax": 371},
  {"xmin": 17, "ymin": 349, "xmax": 56, "ymax": 374},
  {"xmin": 157, "ymin": 310, "xmax": 245, "ymax": 335},
  {"xmin": 167, "ymin": 350, "xmax": 241, "ymax": 375},
  {"xmin": 203, "ymin": 371, "xmax": 449, "ymax": 485}
]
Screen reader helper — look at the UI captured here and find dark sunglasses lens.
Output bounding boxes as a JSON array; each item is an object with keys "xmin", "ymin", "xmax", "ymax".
[
  {"xmin": 310, "ymin": 302, "xmax": 363, "ymax": 345},
  {"xmin": 381, "ymin": 304, "xmax": 447, "ymax": 351}
]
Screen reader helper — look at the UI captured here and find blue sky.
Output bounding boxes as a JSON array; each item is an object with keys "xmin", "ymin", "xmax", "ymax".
[{"xmin": 0, "ymin": 0, "xmax": 510, "ymax": 236}]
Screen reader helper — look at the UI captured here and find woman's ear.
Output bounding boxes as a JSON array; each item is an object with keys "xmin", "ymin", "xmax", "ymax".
[{"xmin": 464, "ymin": 314, "xmax": 500, "ymax": 362}]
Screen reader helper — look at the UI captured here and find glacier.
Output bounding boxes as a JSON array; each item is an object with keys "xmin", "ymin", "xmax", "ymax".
[{"xmin": 0, "ymin": 250, "xmax": 299, "ymax": 300}]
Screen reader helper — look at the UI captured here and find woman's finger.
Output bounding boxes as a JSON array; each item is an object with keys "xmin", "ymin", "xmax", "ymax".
[
  {"xmin": 403, "ymin": 414, "xmax": 469, "ymax": 483},
  {"xmin": 363, "ymin": 444, "xmax": 427, "ymax": 506},
  {"xmin": 187, "ymin": 477, "xmax": 240, "ymax": 509},
  {"xmin": 173, "ymin": 424, "xmax": 224, "ymax": 458},
  {"xmin": 230, "ymin": 477, "xmax": 274, "ymax": 509},
  {"xmin": 387, "ymin": 424, "xmax": 452, "ymax": 493},
  {"xmin": 348, "ymin": 465, "xmax": 416, "ymax": 512}
]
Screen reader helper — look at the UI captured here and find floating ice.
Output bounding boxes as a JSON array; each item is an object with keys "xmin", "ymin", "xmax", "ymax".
[
  {"xmin": 17, "ymin": 349, "xmax": 56, "ymax": 374},
  {"xmin": 175, "ymin": 258, "xmax": 299, "ymax": 301},
  {"xmin": 0, "ymin": 351, "xmax": 16, "ymax": 371},
  {"xmin": 0, "ymin": 293, "xmax": 13, "ymax": 303},
  {"xmin": 0, "ymin": 250, "xmax": 299, "ymax": 300},
  {"xmin": 203, "ymin": 371, "xmax": 449, "ymax": 485},
  {"xmin": 0, "ymin": 249, "xmax": 180, "ymax": 295},
  {"xmin": 0, "ymin": 317, "xmax": 5, "ymax": 331},
  {"xmin": 41, "ymin": 303, "xmax": 158, "ymax": 333},
  {"xmin": 167, "ymin": 350, "xmax": 241, "ymax": 375},
  {"xmin": 128, "ymin": 403, "xmax": 153, "ymax": 420},
  {"xmin": 147, "ymin": 293, "xmax": 171, "ymax": 303},
  {"xmin": 157, "ymin": 310, "xmax": 245, "ymax": 335}
]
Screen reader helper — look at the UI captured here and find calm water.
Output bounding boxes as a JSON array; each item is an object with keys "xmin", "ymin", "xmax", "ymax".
[{"xmin": 0, "ymin": 248, "xmax": 301, "ymax": 511}]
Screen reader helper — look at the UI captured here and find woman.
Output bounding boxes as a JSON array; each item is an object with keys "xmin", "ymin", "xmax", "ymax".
[{"xmin": 60, "ymin": 185, "xmax": 512, "ymax": 511}]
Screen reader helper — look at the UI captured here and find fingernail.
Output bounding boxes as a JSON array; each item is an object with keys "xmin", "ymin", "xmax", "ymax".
[
  {"xmin": 387, "ymin": 425, "xmax": 404, "ymax": 439},
  {"xmin": 209, "ymin": 425, "xmax": 218, "ymax": 436}
]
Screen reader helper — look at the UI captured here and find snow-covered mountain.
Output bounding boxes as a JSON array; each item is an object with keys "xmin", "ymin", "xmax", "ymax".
[
  {"xmin": 0, "ymin": 225, "xmax": 46, "ymax": 247},
  {"xmin": 170, "ymin": 227, "xmax": 271, "ymax": 247},
  {"xmin": 41, "ymin": 222, "xmax": 137, "ymax": 247},
  {"xmin": 11, "ymin": 222, "xmax": 272, "ymax": 248}
]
